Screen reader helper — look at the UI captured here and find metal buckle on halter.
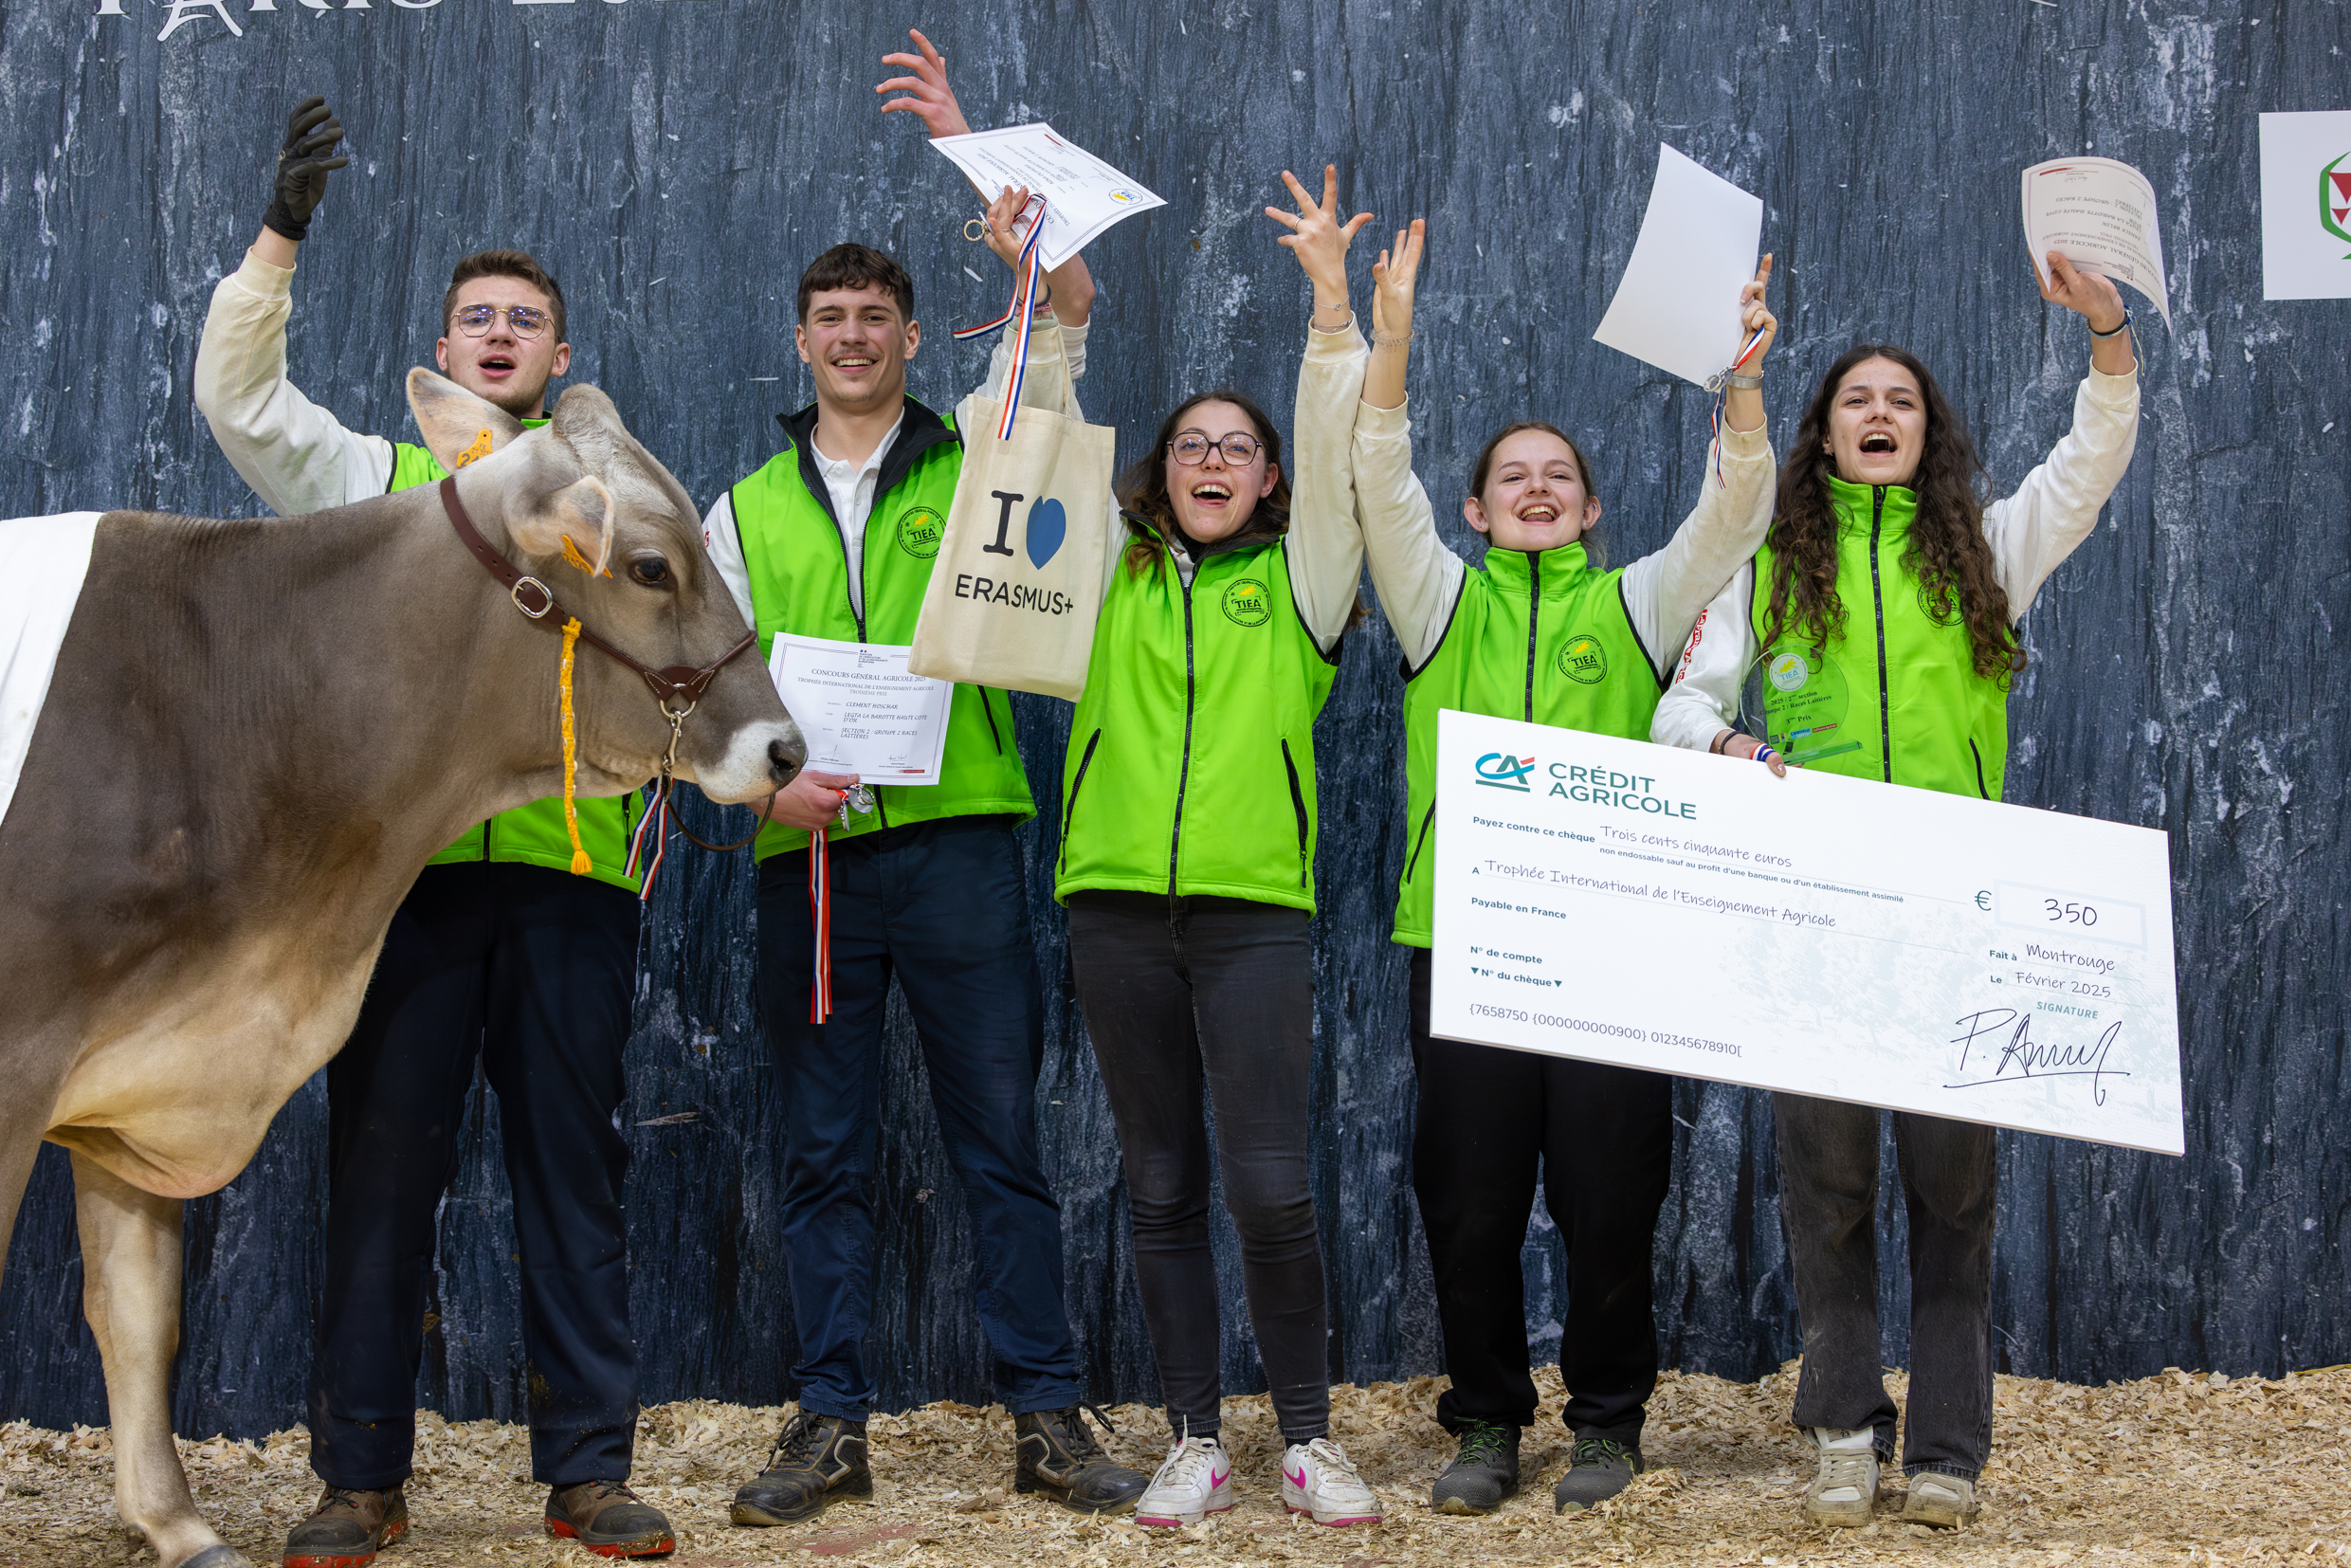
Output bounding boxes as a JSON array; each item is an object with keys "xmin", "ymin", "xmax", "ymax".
[{"xmin": 511, "ymin": 576, "xmax": 556, "ymax": 619}]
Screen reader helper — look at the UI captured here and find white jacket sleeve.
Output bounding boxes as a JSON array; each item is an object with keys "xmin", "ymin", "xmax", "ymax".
[
  {"xmin": 1616, "ymin": 419, "xmax": 1776, "ymax": 680},
  {"xmin": 1650, "ymin": 562, "xmax": 1756, "ymax": 752},
  {"xmin": 1349, "ymin": 396, "xmax": 1466, "ymax": 670},
  {"xmin": 191, "ymin": 248, "xmax": 394, "ymax": 516},
  {"xmin": 701, "ymin": 490, "xmax": 757, "ymax": 631},
  {"xmin": 1286, "ymin": 317, "xmax": 1372, "ymax": 652},
  {"xmin": 1984, "ymin": 366, "xmax": 2141, "ymax": 617}
]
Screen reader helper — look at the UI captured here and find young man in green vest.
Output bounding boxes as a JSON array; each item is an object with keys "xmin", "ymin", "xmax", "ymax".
[
  {"xmin": 700, "ymin": 35, "xmax": 1143, "ymax": 1525},
  {"xmin": 192, "ymin": 97, "xmax": 673, "ymax": 1565}
]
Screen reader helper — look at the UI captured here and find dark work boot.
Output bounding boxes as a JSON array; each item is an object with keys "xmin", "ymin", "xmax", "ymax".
[
  {"xmin": 282, "ymin": 1485, "xmax": 408, "ymax": 1568},
  {"xmin": 543, "ymin": 1480, "xmax": 676, "ymax": 1558},
  {"xmin": 730, "ymin": 1411, "xmax": 872, "ymax": 1526},
  {"xmin": 1431, "ymin": 1420, "xmax": 1521, "ymax": 1515},
  {"xmin": 1013, "ymin": 1406, "xmax": 1148, "ymax": 1514},
  {"xmin": 1553, "ymin": 1435, "xmax": 1645, "ymax": 1512}
]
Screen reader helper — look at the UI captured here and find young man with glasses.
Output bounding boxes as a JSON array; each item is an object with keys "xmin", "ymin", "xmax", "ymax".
[
  {"xmin": 695, "ymin": 33, "xmax": 1145, "ymax": 1526},
  {"xmin": 191, "ymin": 97, "xmax": 673, "ymax": 1566}
]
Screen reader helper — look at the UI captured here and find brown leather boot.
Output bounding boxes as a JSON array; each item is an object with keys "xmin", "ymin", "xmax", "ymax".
[
  {"xmin": 543, "ymin": 1480, "xmax": 676, "ymax": 1558},
  {"xmin": 1014, "ymin": 1406, "xmax": 1147, "ymax": 1514},
  {"xmin": 282, "ymin": 1485, "xmax": 408, "ymax": 1568}
]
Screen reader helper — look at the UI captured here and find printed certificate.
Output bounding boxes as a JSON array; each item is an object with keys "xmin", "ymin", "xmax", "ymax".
[
  {"xmin": 929, "ymin": 122, "xmax": 1165, "ymax": 270},
  {"xmin": 768, "ymin": 635, "xmax": 951, "ymax": 786},
  {"xmin": 1431, "ymin": 710, "xmax": 2183, "ymax": 1154}
]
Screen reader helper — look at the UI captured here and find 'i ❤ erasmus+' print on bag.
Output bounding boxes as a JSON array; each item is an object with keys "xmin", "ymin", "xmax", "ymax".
[{"xmin": 908, "ymin": 395, "xmax": 1114, "ymax": 702}]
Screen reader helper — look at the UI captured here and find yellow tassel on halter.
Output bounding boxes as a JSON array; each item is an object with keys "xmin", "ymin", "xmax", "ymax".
[{"xmin": 559, "ymin": 617, "xmax": 592, "ymax": 876}]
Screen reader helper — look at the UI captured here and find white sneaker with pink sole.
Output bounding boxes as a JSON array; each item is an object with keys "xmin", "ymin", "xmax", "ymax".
[
  {"xmin": 1136, "ymin": 1433, "xmax": 1233, "ymax": 1528},
  {"xmin": 1281, "ymin": 1437, "xmax": 1382, "ymax": 1525}
]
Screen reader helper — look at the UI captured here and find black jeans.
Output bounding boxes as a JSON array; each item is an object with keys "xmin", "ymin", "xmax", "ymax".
[
  {"xmin": 1408, "ymin": 947, "xmax": 1671, "ymax": 1444},
  {"xmin": 310, "ymin": 862, "xmax": 642, "ymax": 1489},
  {"xmin": 1774, "ymin": 1092, "xmax": 1997, "ymax": 1480},
  {"xmin": 1067, "ymin": 892, "xmax": 1329, "ymax": 1444},
  {"xmin": 755, "ymin": 815, "xmax": 1082, "ymax": 1420}
]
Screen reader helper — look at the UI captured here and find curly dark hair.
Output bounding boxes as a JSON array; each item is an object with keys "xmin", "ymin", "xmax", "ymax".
[
  {"xmin": 1116, "ymin": 389, "xmax": 1292, "ymax": 575},
  {"xmin": 1760, "ymin": 343, "xmax": 2022, "ymax": 684}
]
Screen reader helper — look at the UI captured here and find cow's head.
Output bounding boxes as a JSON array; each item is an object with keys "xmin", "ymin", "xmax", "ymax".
[{"xmin": 407, "ymin": 367, "xmax": 803, "ymax": 804}]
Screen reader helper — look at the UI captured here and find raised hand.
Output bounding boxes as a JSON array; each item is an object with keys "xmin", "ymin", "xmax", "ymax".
[
  {"xmin": 876, "ymin": 28, "xmax": 972, "ymax": 139},
  {"xmin": 1371, "ymin": 219, "xmax": 1426, "ymax": 343},
  {"xmin": 263, "ymin": 96, "xmax": 349, "ymax": 244},
  {"xmin": 1739, "ymin": 253, "xmax": 1777, "ymax": 364},
  {"xmin": 1265, "ymin": 164, "xmax": 1373, "ymax": 319},
  {"xmin": 979, "ymin": 183, "xmax": 1037, "ymax": 270},
  {"xmin": 2037, "ymin": 250, "xmax": 2127, "ymax": 333}
]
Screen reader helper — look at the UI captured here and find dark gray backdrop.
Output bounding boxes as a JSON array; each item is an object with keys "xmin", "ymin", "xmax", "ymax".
[{"xmin": 2, "ymin": 0, "xmax": 2343, "ymax": 1441}]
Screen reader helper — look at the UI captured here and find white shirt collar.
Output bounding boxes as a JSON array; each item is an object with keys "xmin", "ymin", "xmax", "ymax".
[{"xmin": 811, "ymin": 408, "xmax": 906, "ymax": 481}]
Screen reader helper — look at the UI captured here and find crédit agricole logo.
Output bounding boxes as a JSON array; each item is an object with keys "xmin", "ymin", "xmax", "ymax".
[{"xmin": 2324, "ymin": 147, "xmax": 2351, "ymax": 258}]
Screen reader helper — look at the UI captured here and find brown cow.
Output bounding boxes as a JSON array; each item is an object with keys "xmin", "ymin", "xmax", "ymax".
[{"xmin": 0, "ymin": 369, "xmax": 802, "ymax": 1568}]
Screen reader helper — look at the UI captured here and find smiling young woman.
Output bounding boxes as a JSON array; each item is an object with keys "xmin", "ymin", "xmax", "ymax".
[
  {"xmin": 1050, "ymin": 165, "xmax": 1383, "ymax": 1532},
  {"xmin": 1649, "ymin": 252, "xmax": 2142, "ymax": 1531},
  {"xmin": 1349, "ymin": 219, "xmax": 1779, "ymax": 1518}
]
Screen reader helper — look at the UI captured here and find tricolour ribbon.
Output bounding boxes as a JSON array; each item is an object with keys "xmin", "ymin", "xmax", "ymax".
[
  {"xmin": 953, "ymin": 194, "xmax": 1048, "ymax": 440},
  {"xmin": 808, "ymin": 824, "xmax": 832, "ymax": 1023},
  {"xmin": 1706, "ymin": 325, "xmax": 1769, "ymax": 490}
]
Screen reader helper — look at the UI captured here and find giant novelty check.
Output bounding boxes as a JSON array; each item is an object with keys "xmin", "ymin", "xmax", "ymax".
[{"xmin": 1431, "ymin": 710, "xmax": 2184, "ymax": 1154}]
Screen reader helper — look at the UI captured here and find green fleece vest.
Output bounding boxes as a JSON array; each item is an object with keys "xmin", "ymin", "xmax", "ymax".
[
  {"xmin": 730, "ymin": 399, "xmax": 1034, "ymax": 860},
  {"xmin": 1054, "ymin": 524, "xmax": 1340, "ymax": 914},
  {"xmin": 1393, "ymin": 541, "xmax": 1663, "ymax": 946},
  {"xmin": 1748, "ymin": 475, "xmax": 2011, "ymax": 800},
  {"xmin": 392, "ymin": 436, "xmax": 644, "ymax": 891}
]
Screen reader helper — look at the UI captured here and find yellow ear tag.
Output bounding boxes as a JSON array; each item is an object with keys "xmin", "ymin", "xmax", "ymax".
[
  {"xmin": 560, "ymin": 534, "xmax": 612, "ymax": 577},
  {"xmin": 453, "ymin": 428, "xmax": 495, "ymax": 469}
]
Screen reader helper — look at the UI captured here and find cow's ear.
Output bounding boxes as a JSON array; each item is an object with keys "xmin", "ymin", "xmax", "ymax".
[
  {"xmin": 407, "ymin": 368, "xmax": 526, "ymax": 473},
  {"xmin": 509, "ymin": 476, "xmax": 615, "ymax": 577}
]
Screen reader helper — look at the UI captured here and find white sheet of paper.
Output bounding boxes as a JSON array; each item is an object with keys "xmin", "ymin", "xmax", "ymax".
[
  {"xmin": 1591, "ymin": 143, "xmax": 1762, "ymax": 388},
  {"xmin": 1431, "ymin": 711, "xmax": 2184, "ymax": 1156},
  {"xmin": 2020, "ymin": 157, "xmax": 2174, "ymax": 328},
  {"xmin": 768, "ymin": 634, "xmax": 952, "ymax": 786},
  {"xmin": 929, "ymin": 123, "xmax": 1165, "ymax": 271},
  {"xmin": 2258, "ymin": 111, "xmax": 2351, "ymax": 301}
]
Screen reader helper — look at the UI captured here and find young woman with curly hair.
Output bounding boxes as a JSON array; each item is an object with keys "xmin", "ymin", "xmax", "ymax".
[
  {"xmin": 1053, "ymin": 167, "xmax": 1382, "ymax": 1530},
  {"xmin": 1349, "ymin": 218, "xmax": 1778, "ymax": 1519},
  {"xmin": 1650, "ymin": 251, "xmax": 2141, "ymax": 1530}
]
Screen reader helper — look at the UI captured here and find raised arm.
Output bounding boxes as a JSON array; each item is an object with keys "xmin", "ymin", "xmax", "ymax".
[
  {"xmin": 1353, "ymin": 217, "xmax": 1465, "ymax": 669},
  {"xmin": 1617, "ymin": 256, "xmax": 1779, "ymax": 675},
  {"xmin": 1984, "ymin": 252, "xmax": 2141, "ymax": 616},
  {"xmin": 1650, "ymin": 565, "xmax": 1783, "ymax": 774},
  {"xmin": 191, "ymin": 97, "xmax": 392, "ymax": 517},
  {"xmin": 1266, "ymin": 165, "xmax": 1373, "ymax": 651}
]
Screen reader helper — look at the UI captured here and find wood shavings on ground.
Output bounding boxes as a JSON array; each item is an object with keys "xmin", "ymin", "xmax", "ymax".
[{"xmin": 4, "ymin": 1362, "xmax": 2347, "ymax": 1567}]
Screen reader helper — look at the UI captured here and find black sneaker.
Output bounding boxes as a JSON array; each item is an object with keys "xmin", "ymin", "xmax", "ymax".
[
  {"xmin": 1431, "ymin": 1420, "xmax": 1520, "ymax": 1515},
  {"xmin": 730, "ymin": 1411, "xmax": 872, "ymax": 1526},
  {"xmin": 1013, "ymin": 1406, "xmax": 1148, "ymax": 1514},
  {"xmin": 544, "ymin": 1480, "xmax": 675, "ymax": 1558},
  {"xmin": 1553, "ymin": 1436, "xmax": 1645, "ymax": 1512},
  {"xmin": 282, "ymin": 1486, "xmax": 408, "ymax": 1568}
]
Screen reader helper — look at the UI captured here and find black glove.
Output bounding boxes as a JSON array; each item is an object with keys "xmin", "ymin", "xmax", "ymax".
[{"xmin": 262, "ymin": 96, "xmax": 349, "ymax": 243}]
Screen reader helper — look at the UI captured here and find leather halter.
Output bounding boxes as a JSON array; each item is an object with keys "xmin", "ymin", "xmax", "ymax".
[{"xmin": 438, "ymin": 475, "xmax": 756, "ymax": 713}]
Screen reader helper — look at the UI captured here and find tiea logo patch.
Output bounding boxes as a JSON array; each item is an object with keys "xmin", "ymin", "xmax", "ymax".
[{"xmin": 1221, "ymin": 577, "xmax": 1271, "ymax": 627}]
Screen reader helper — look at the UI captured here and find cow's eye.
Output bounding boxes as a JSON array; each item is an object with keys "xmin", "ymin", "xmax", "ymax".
[{"xmin": 629, "ymin": 556, "xmax": 671, "ymax": 588}]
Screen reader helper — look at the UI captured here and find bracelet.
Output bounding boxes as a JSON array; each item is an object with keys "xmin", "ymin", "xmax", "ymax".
[
  {"xmin": 2090, "ymin": 307, "xmax": 2133, "ymax": 338},
  {"xmin": 1373, "ymin": 331, "xmax": 1415, "ymax": 348},
  {"xmin": 1722, "ymin": 372, "xmax": 1763, "ymax": 390},
  {"xmin": 1710, "ymin": 729, "xmax": 1731, "ymax": 756}
]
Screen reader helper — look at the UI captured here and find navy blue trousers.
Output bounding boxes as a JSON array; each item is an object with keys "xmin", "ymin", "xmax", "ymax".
[
  {"xmin": 755, "ymin": 814, "xmax": 1081, "ymax": 1420},
  {"xmin": 308, "ymin": 861, "xmax": 643, "ymax": 1489}
]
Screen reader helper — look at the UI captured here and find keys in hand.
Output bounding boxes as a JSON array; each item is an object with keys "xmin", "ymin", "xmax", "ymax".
[{"xmin": 837, "ymin": 784, "xmax": 876, "ymax": 828}]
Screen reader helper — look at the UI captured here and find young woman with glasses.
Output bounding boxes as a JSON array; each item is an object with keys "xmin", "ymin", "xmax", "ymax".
[
  {"xmin": 1349, "ymin": 219, "xmax": 1778, "ymax": 1518},
  {"xmin": 1649, "ymin": 251, "xmax": 2140, "ymax": 1532},
  {"xmin": 1052, "ymin": 166, "xmax": 1380, "ymax": 1529}
]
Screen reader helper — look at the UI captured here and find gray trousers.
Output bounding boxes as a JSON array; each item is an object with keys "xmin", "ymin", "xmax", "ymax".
[{"xmin": 1774, "ymin": 1093, "xmax": 1997, "ymax": 1480}]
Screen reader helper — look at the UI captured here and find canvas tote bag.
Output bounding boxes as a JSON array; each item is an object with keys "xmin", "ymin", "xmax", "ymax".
[{"xmin": 908, "ymin": 200, "xmax": 1115, "ymax": 702}]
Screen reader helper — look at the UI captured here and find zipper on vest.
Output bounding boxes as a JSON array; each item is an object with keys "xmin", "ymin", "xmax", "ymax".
[
  {"xmin": 1405, "ymin": 801, "xmax": 1436, "ymax": 883},
  {"xmin": 1868, "ymin": 487, "xmax": 1891, "ymax": 782},
  {"xmin": 1167, "ymin": 566, "xmax": 1200, "ymax": 892},
  {"xmin": 1280, "ymin": 738, "xmax": 1309, "ymax": 887},
  {"xmin": 978, "ymin": 686, "xmax": 1005, "ymax": 754},
  {"xmin": 1968, "ymin": 738, "xmax": 1990, "ymax": 799},
  {"xmin": 1523, "ymin": 551, "xmax": 1542, "ymax": 722},
  {"xmin": 1059, "ymin": 728, "xmax": 1103, "ymax": 877}
]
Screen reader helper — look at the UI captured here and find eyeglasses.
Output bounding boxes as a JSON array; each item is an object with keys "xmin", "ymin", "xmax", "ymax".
[
  {"xmin": 1168, "ymin": 430, "xmax": 1263, "ymax": 466},
  {"xmin": 452, "ymin": 303, "xmax": 553, "ymax": 339}
]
